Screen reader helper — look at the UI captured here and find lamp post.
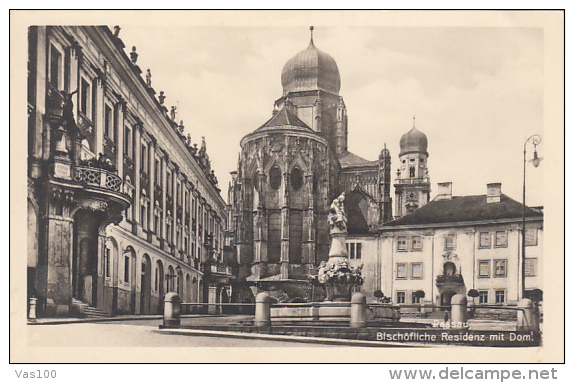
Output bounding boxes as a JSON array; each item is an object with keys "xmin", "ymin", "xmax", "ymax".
[
  {"xmin": 521, "ymin": 134, "xmax": 541, "ymax": 300},
  {"xmin": 165, "ymin": 265, "xmax": 182, "ymax": 293}
]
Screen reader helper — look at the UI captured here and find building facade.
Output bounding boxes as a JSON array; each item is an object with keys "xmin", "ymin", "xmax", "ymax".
[
  {"xmin": 27, "ymin": 26, "xmax": 229, "ymax": 317},
  {"xmin": 227, "ymin": 28, "xmax": 394, "ymax": 302},
  {"xmin": 353, "ymin": 182, "xmax": 543, "ymax": 309}
]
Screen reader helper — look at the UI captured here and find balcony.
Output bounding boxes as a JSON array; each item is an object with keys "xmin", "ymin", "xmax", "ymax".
[
  {"xmin": 396, "ymin": 177, "xmax": 430, "ymax": 185},
  {"xmin": 74, "ymin": 166, "xmax": 123, "ymax": 192},
  {"xmin": 210, "ymin": 264, "xmax": 233, "ymax": 276}
]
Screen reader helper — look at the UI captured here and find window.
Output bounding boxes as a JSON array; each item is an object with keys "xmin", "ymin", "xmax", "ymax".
[
  {"xmin": 291, "ymin": 167, "xmax": 303, "ymax": 190},
  {"xmin": 478, "ymin": 290, "xmax": 489, "ymax": 304},
  {"xmin": 478, "ymin": 260, "xmax": 490, "ymax": 278},
  {"xmin": 268, "ymin": 212, "xmax": 281, "ymax": 263},
  {"xmin": 104, "ymin": 105, "xmax": 113, "ymax": 139},
  {"xmin": 411, "ymin": 263, "xmax": 423, "ymax": 279},
  {"xmin": 124, "ymin": 255, "xmax": 130, "ymax": 283},
  {"xmin": 396, "ymin": 291, "xmax": 406, "ymax": 304},
  {"xmin": 495, "ymin": 289, "xmax": 506, "ymax": 304},
  {"xmin": 269, "ymin": 167, "xmax": 282, "ymax": 190},
  {"xmin": 495, "ymin": 231, "xmax": 508, "ymax": 248},
  {"xmin": 396, "ymin": 263, "xmax": 407, "ymax": 279},
  {"xmin": 479, "ymin": 232, "xmax": 491, "ymax": 248},
  {"xmin": 525, "ymin": 258, "xmax": 538, "ymax": 277},
  {"xmin": 494, "ymin": 259, "xmax": 507, "ymax": 278},
  {"xmin": 409, "ymin": 166, "xmax": 415, "ymax": 178},
  {"xmin": 141, "ymin": 144, "xmax": 148, "ymax": 173},
  {"xmin": 411, "ymin": 236, "xmax": 422, "ymax": 251},
  {"xmin": 124, "ymin": 126, "xmax": 132, "ymax": 158},
  {"xmin": 412, "ymin": 293, "xmax": 422, "ymax": 304},
  {"xmin": 104, "ymin": 248, "xmax": 111, "ymax": 278},
  {"xmin": 347, "ymin": 243, "xmax": 361, "ymax": 259},
  {"xmin": 397, "ymin": 236, "xmax": 407, "ymax": 251},
  {"xmin": 445, "ymin": 234, "xmax": 456, "ymax": 250},
  {"xmin": 525, "ymin": 228, "xmax": 538, "ymax": 246},
  {"xmin": 155, "ymin": 159, "xmax": 161, "ymax": 184},
  {"xmin": 49, "ymin": 44, "xmax": 61, "ymax": 88},
  {"xmin": 80, "ymin": 78, "xmax": 91, "ymax": 117},
  {"xmin": 166, "ymin": 171, "xmax": 172, "ymax": 195}
]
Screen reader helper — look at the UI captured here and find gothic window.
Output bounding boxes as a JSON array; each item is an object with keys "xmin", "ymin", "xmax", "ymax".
[
  {"xmin": 289, "ymin": 212, "xmax": 302, "ymax": 263},
  {"xmin": 291, "ymin": 167, "xmax": 303, "ymax": 190},
  {"xmin": 268, "ymin": 212, "xmax": 281, "ymax": 263},
  {"xmin": 269, "ymin": 166, "xmax": 281, "ymax": 190}
]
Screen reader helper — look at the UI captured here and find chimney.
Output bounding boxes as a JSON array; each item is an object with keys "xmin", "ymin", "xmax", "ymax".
[
  {"xmin": 435, "ymin": 182, "xmax": 452, "ymax": 201},
  {"xmin": 487, "ymin": 183, "xmax": 502, "ymax": 203}
]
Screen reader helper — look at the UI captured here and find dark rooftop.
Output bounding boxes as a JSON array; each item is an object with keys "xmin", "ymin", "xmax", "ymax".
[
  {"xmin": 255, "ymin": 107, "xmax": 312, "ymax": 132},
  {"xmin": 385, "ymin": 194, "xmax": 543, "ymax": 227}
]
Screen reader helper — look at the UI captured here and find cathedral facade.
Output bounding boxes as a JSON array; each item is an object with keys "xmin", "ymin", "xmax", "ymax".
[{"xmin": 228, "ymin": 28, "xmax": 417, "ymax": 302}]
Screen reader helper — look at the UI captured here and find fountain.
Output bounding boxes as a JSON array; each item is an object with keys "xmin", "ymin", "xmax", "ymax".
[{"xmin": 314, "ymin": 192, "xmax": 363, "ymax": 301}]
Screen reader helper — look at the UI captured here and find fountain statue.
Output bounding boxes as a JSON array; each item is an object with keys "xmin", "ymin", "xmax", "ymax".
[{"xmin": 314, "ymin": 192, "xmax": 363, "ymax": 301}]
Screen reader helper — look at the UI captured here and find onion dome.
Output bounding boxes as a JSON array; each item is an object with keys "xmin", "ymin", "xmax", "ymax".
[
  {"xmin": 400, "ymin": 125, "xmax": 428, "ymax": 156},
  {"xmin": 281, "ymin": 27, "xmax": 341, "ymax": 95}
]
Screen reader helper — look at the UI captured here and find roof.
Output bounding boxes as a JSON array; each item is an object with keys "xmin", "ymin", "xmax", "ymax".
[
  {"xmin": 338, "ymin": 150, "xmax": 377, "ymax": 168},
  {"xmin": 255, "ymin": 107, "xmax": 313, "ymax": 132},
  {"xmin": 385, "ymin": 194, "xmax": 543, "ymax": 227}
]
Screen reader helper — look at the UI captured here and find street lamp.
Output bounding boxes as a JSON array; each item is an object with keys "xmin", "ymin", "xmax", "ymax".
[
  {"xmin": 165, "ymin": 265, "xmax": 182, "ymax": 293},
  {"xmin": 521, "ymin": 134, "xmax": 541, "ymax": 300}
]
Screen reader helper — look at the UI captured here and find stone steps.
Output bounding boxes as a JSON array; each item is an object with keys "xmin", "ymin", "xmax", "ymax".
[{"xmin": 71, "ymin": 298, "xmax": 112, "ymax": 318}]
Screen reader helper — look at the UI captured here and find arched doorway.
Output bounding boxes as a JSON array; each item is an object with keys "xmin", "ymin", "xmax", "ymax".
[
  {"xmin": 155, "ymin": 260, "xmax": 164, "ymax": 314},
  {"xmin": 140, "ymin": 254, "xmax": 152, "ymax": 314},
  {"xmin": 72, "ymin": 210, "xmax": 99, "ymax": 306},
  {"xmin": 217, "ymin": 283, "xmax": 229, "ymax": 314},
  {"xmin": 122, "ymin": 246, "xmax": 137, "ymax": 314}
]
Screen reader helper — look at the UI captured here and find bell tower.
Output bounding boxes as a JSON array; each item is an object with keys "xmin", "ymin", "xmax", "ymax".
[{"xmin": 394, "ymin": 117, "xmax": 431, "ymax": 218}]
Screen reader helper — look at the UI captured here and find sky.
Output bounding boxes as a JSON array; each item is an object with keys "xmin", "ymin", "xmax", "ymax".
[{"xmin": 117, "ymin": 25, "xmax": 545, "ymax": 206}]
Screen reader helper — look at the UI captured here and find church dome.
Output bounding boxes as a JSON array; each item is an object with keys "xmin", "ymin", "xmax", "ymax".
[
  {"xmin": 281, "ymin": 28, "xmax": 341, "ymax": 95},
  {"xmin": 400, "ymin": 126, "xmax": 428, "ymax": 156}
]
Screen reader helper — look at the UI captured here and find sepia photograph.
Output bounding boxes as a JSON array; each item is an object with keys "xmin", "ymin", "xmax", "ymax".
[{"xmin": 10, "ymin": 9, "xmax": 565, "ymax": 365}]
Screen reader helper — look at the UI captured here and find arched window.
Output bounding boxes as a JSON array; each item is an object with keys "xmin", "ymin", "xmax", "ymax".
[
  {"xmin": 289, "ymin": 212, "xmax": 303, "ymax": 263},
  {"xmin": 269, "ymin": 166, "xmax": 281, "ymax": 190},
  {"xmin": 291, "ymin": 167, "xmax": 303, "ymax": 190},
  {"xmin": 268, "ymin": 212, "xmax": 281, "ymax": 263}
]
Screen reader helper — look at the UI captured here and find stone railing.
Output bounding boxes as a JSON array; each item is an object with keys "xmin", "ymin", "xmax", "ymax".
[
  {"xmin": 210, "ymin": 264, "xmax": 233, "ymax": 275},
  {"xmin": 395, "ymin": 177, "xmax": 430, "ymax": 185},
  {"xmin": 74, "ymin": 166, "xmax": 123, "ymax": 192}
]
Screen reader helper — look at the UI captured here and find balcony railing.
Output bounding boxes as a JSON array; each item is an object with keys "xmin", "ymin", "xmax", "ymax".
[
  {"xmin": 74, "ymin": 166, "xmax": 123, "ymax": 192},
  {"xmin": 210, "ymin": 264, "xmax": 233, "ymax": 275},
  {"xmin": 396, "ymin": 177, "xmax": 431, "ymax": 185}
]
